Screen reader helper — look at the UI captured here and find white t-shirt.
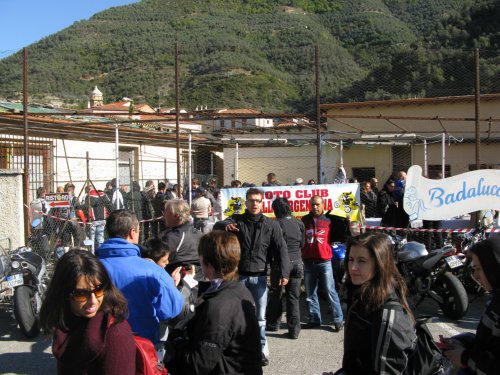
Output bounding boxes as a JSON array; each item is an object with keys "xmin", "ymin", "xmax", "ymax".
[{"xmin": 191, "ymin": 196, "xmax": 211, "ymax": 219}]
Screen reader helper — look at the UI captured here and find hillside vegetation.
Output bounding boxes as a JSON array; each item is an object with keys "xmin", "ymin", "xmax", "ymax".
[{"xmin": 0, "ymin": 0, "xmax": 499, "ymax": 113}]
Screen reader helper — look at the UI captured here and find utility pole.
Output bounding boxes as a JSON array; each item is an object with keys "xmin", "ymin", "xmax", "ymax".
[
  {"xmin": 175, "ymin": 42, "xmax": 181, "ymax": 196},
  {"xmin": 315, "ymin": 45, "xmax": 321, "ymax": 183},
  {"xmin": 23, "ymin": 48, "xmax": 30, "ymax": 242}
]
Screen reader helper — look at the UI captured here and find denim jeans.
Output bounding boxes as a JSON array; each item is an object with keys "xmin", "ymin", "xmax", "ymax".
[
  {"xmin": 239, "ymin": 274, "xmax": 268, "ymax": 353},
  {"xmin": 90, "ymin": 220, "xmax": 106, "ymax": 252},
  {"xmin": 304, "ymin": 259, "xmax": 343, "ymax": 325}
]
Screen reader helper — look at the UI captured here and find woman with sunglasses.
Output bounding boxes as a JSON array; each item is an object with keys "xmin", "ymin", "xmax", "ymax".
[{"xmin": 39, "ymin": 249, "xmax": 136, "ymax": 374}]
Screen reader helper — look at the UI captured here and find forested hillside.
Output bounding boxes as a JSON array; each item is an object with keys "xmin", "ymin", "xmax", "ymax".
[{"xmin": 0, "ymin": 0, "xmax": 498, "ymax": 113}]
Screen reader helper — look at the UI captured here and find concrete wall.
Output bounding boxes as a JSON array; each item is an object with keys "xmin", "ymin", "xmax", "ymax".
[
  {"xmin": 0, "ymin": 169, "xmax": 24, "ymax": 249},
  {"xmin": 325, "ymin": 96, "xmax": 500, "ymax": 179},
  {"xmin": 412, "ymin": 142, "xmax": 500, "ymax": 176},
  {"xmin": 53, "ymin": 140, "xmax": 180, "ymax": 194},
  {"xmin": 343, "ymin": 145, "xmax": 393, "ymax": 184},
  {"xmin": 222, "ymin": 145, "xmax": 340, "ymax": 186}
]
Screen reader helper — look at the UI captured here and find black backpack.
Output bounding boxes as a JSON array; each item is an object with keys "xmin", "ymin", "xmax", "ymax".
[
  {"xmin": 383, "ymin": 302, "xmax": 449, "ymax": 375},
  {"xmin": 406, "ymin": 316, "xmax": 448, "ymax": 375}
]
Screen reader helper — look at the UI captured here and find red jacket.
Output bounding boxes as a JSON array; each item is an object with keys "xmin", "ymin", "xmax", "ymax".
[
  {"xmin": 301, "ymin": 213, "xmax": 334, "ymax": 261},
  {"xmin": 52, "ymin": 311, "xmax": 136, "ymax": 375}
]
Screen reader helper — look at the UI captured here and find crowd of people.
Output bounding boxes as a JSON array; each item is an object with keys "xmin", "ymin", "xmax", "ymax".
[{"xmin": 32, "ymin": 173, "xmax": 499, "ymax": 374}]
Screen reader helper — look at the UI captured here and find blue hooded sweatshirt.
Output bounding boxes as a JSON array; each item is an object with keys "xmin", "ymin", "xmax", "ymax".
[{"xmin": 96, "ymin": 238, "xmax": 183, "ymax": 343}]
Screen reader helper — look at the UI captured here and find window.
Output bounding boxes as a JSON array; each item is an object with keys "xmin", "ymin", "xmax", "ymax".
[
  {"xmin": 392, "ymin": 146, "xmax": 412, "ymax": 176},
  {"xmin": 351, "ymin": 167, "xmax": 375, "ymax": 183},
  {"xmin": 428, "ymin": 165, "xmax": 450, "ymax": 178},
  {"xmin": 468, "ymin": 163, "xmax": 500, "ymax": 170},
  {"xmin": 119, "ymin": 147, "xmax": 137, "ymax": 186},
  {"xmin": 0, "ymin": 136, "xmax": 53, "ymax": 199}
]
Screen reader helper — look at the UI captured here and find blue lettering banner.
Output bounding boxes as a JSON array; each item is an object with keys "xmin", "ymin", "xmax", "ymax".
[{"xmin": 404, "ymin": 165, "xmax": 500, "ymax": 220}]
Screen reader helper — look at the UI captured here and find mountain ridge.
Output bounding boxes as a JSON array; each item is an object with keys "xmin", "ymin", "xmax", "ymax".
[{"xmin": 1, "ymin": 0, "xmax": 498, "ymax": 113}]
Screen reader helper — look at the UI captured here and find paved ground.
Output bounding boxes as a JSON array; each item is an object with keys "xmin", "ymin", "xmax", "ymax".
[
  {"xmin": 0, "ymin": 293, "xmax": 486, "ymax": 375},
  {"xmin": 263, "ymin": 292, "xmax": 485, "ymax": 375}
]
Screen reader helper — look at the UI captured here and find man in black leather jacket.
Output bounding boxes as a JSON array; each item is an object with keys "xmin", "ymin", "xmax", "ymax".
[{"xmin": 160, "ymin": 199, "xmax": 202, "ymax": 278}]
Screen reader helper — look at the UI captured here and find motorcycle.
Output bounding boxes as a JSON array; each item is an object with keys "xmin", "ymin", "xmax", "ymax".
[
  {"xmin": 458, "ymin": 211, "xmax": 494, "ymax": 295},
  {"xmin": 390, "ymin": 233, "xmax": 468, "ymax": 320},
  {"xmin": 1, "ymin": 219, "xmax": 48, "ymax": 338}
]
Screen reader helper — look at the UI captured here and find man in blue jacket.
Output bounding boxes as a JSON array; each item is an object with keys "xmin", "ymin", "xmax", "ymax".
[{"xmin": 97, "ymin": 209, "xmax": 184, "ymax": 344}]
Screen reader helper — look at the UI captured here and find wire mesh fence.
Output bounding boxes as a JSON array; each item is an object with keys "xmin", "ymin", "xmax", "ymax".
[{"xmin": 1, "ymin": 46, "xmax": 499, "ymax": 252}]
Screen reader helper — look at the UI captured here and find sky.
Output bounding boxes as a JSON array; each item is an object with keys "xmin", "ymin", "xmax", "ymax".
[{"xmin": 0, "ymin": 0, "xmax": 139, "ymax": 59}]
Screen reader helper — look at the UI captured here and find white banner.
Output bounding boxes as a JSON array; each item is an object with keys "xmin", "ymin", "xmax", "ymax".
[
  {"xmin": 220, "ymin": 184, "xmax": 360, "ymax": 221},
  {"xmin": 404, "ymin": 165, "xmax": 500, "ymax": 220}
]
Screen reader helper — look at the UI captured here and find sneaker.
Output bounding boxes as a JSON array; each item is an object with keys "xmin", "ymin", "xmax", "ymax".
[
  {"xmin": 334, "ymin": 321, "xmax": 344, "ymax": 332},
  {"xmin": 288, "ymin": 332, "xmax": 299, "ymax": 339},
  {"xmin": 261, "ymin": 353, "xmax": 269, "ymax": 366}
]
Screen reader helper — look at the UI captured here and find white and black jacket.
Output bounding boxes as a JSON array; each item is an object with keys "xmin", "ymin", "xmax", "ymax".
[{"xmin": 342, "ymin": 290, "xmax": 416, "ymax": 374}]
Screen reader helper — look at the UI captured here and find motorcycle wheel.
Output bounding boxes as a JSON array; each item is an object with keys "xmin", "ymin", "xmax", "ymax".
[
  {"xmin": 13, "ymin": 285, "xmax": 40, "ymax": 338},
  {"xmin": 434, "ymin": 272, "xmax": 468, "ymax": 320}
]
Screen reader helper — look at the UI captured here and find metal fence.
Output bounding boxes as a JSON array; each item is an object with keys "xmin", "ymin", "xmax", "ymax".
[{"xmin": 1, "ymin": 47, "xmax": 499, "ymax": 246}]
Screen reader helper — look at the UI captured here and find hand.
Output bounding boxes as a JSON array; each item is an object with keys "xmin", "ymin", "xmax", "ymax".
[
  {"xmin": 225, "ymin": 223, "xmax": 239, "ymax": 232},
  {"xmin": 442, "ymin": 339, "xmax": 465, "ymax": 369},
  {"xmin": 279, "ymin": 278, "xmax": 288, "ymax": 286},
  {"xmin": 171, "ymin": 266, "xmax": 182, "ymax": 287},
  {"xmin": 186, "ymin": 265, "xmax": 196, "ymax": 277}
]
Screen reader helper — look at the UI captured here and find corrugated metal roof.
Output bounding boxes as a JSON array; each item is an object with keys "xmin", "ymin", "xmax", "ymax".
[
  {"xmin": 320, "ymin": 93, "xmax": 500, "ymax": 110},
  {"xmin": 0, "ymin": 101, "xmax": 68, "ymax": 114}
]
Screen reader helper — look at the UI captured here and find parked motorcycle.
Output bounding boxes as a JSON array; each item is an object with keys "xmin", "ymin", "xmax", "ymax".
[
  {"xmin": 1, "ymin": 220, "xmax": 48, "ymax": 338},
  {"xmin": 0, "ymin": 238, "xmax": 13, "ymax": 300},
  {"xmin": 390, "ymin": 233, "xmax": 468, "ymax": 320},
  {"xmin": 458, "ymin": 211, "xmax": 494, "ymax": 295}
]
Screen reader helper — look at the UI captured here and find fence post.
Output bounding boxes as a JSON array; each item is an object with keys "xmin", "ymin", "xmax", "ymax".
[
  {"xmin": 474, "ymin": 48, "xmax": 481, "ymax": 170},
  {"xmin": 115, "ymin": 123, "xmax": 120, "ymax": 210},
  {"xmin": 234, "ymin": 142, "xmax": 239, "ymax": 181},
  {"xmin": 441, "ymin": 132, "xmax": 446, "ymax": 178},
  {"xmin": 188, "ymin": 133, "xmax": 192, "ymax": 206},
  {"xmin": 315, "ymin": 44, "xmax": 321, "ymax": 183},
  {"xmin": 422, "ymin": 139, "xmax": 427, "ymax": 177}
]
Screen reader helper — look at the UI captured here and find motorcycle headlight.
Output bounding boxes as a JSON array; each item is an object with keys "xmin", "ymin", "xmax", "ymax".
[{"xmin": 11, "ymin": 260, "xmax": 20, "ymax": 269}]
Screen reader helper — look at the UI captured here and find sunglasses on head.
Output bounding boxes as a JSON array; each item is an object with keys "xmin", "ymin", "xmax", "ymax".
[{"xmin": 70, "ymin": 284, "xmax": 105, "ymax": 302}]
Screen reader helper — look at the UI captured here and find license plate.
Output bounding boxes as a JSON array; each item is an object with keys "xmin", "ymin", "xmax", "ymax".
[
  {"xmin": 445, "ymin": 255, "xmax": 463, "ymax": 269},
  {"xmin": 6, "ymin": 273, "xmax": 23, "ymax": 288}
]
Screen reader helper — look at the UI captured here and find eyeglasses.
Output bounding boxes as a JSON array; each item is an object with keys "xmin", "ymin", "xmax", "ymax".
[
  {"xmin": 247, "ymin": 199, "xmax": 262, "ymax": 204},
  {"xmin": 70, "ymin": 284, "xmax": 105, "ymax": 302}
]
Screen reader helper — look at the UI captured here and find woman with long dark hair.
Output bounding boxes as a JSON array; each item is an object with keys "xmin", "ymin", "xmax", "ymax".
[
  {"xmin": 340, "ymin": 233, "xmax": 416, "ymax": 374},
  {"xmin": 39, "ymin": 249, "xmax": 136, "ymax": 374},
  {"xmin": 442, "ymin": 237, "xmax": 500, "ymax": 373},
  {"xmin": 377, "ymin": 179, "xmax": 397, "ymax": 226}
]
